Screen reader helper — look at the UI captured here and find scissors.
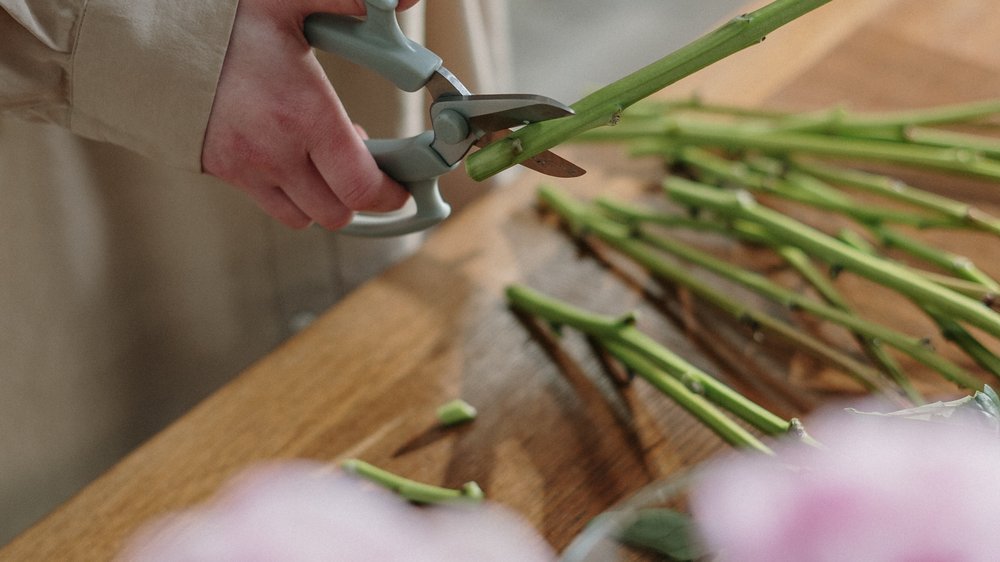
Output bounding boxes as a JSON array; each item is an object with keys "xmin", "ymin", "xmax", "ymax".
[{"xmin": 304, "ymin": 0, "xmax": 585, "ymax": 237}]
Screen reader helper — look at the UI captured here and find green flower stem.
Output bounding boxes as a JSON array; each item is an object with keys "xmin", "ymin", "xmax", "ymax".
[
  {"xmin": 592, "ymin": 182, "xmax": 992, "ymax": 388},
  {"xmin": 465, "ymin": 0, "xmax": 833, "ymax": 180},
  {"xmin": 835, "ymin": 231, "xmax": 1000, "ymax": 378},
  {"xmin": 592, "ymin": 196, "xmax": 920, "ymax": 401},
  {"xmin": 810, "ymin": 99, "xmax": 1000, "ymax": 130},
  {"xmin": 903, "ymin": 126, "xmax": 1000, "ymax": 159},
  {"xmin": 542, "ymin": 187, "xmax": 904, "ymax": 398},
  {"xmin": 631, "ymin": 215, "xmax": 984, "ymax": 390},
  {"xmin": 634, "ymin": 97, "xmax": 1000, "ymax": 132},
  {"xmin": 916, "ymin": 273, "xmax": 998, "ymax": 304},
  {"xmin": 600, "ymin": 340, "xmax": 774, "ymax": 453},
  {"xmin": 870, "ymin": 226, "xmax": 1000, "ymax": 291},
  {"xmin": 341, "ymin": 459, "xmax": 484, "ymax": 504},
  {"xmin": 594, "ymin": 197, "xmax": 773, "ymax": 246},
  {"xmin": 923, "ymin": 307, "xmax": 1000, "ymax": 379},
  {"xmin": 776, "ymin": 246, "xmax": 921, "ymax": 403},
  {"xmin": 665, "ymin": 177, "xmax": 1000, "ymax": 341},
  {"xmin": 675, "ymin": 146, "xmax": 955, "ymax": 228},
  {"xmin": 632, "ymin": 97, "xmax": 799, "ymax": 121},
  {"xmin": 631, "ymin": 118, "xmax": 1000, "ymax": 182},
  {"xmin": 765, "ymin": 100, "xmax": 1000, "ymax": 135},
  {"xmin": 505, "ymin": 283, "xmax": 791, "ymax": 436},
  {"xmin": 788, "ymin": 159, "xmax": 1000, "ymax": 237},
  {"xmin": 782, "ymin": 172, "xmax": 957, "ymax": 228},
  {"xmin": 838, "ymin": 228, "xmax": 998, "ymax": 303},
  {"xmin": 835, "ymin": 227, "xmax": 876, "ymax": 254}
]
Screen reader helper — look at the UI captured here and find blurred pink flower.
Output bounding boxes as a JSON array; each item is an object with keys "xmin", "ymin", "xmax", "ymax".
[
  {"xmin": 691, "ymin": 407, "xmax": 1000, "ymax": 561},
  {"xmin": 119, "ymin": 460, "xmax": 556, "ymax": 561}
]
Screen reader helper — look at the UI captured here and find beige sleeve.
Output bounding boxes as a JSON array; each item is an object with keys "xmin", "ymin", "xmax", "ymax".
[{"xmin": 0, "ymin": 0, "xmax": 239, "ymax": 171}]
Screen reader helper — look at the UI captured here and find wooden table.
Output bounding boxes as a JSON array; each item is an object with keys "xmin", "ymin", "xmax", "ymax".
[{"xmin": 5, "ymin": 0, "xmax": 1000, "ymax": 558}]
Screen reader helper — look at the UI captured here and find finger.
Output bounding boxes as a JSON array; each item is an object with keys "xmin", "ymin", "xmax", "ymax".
[
  {"xmin": 309, "ymin": 114, "xmax": 410, "ymax": 213},
  {"xmin": 240, "ymin": 184, "xmax": 313, "ymax": 229},
  {"xmin": 280, "ymin": 161, "xmax": 355, "ymax": 230}
]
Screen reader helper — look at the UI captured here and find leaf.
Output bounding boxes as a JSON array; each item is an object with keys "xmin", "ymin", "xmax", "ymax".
[
  {"xmin": 610, "ymin": 508, "xmax": 707, "ymax": 561},
  {"xmin": 975, "ymin": 384, "xmax": 1000, "ymax": 421},
  {"xmin": 847, "ymin": 387, "xmax": 1000, "ymax": 436}
]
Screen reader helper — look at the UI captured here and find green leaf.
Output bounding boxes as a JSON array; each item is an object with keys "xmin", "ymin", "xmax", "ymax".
[
  {"xmin": 973, "ymin": 385, "xmax": 1000, "ymax": 428},
  {"xmin": 848, "ymin": 388, "xmax": 1000, "ymax": 436},
  {"xmin": 612, "ymin": 508, "xmax": 707, "ymax": 561}
]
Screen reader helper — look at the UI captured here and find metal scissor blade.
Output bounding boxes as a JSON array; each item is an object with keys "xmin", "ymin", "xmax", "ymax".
[
  {"xmin": 474, "ymin": 129, "xmax": 586, "ymax": 178},
  {"xmin": 427, "ymin": 73, "xmax": 587, "ymax": 177},
  {"xmin": 457, "ymin": 94, "xmax": 586, "ymax": 177},
  {"xmin": 460, "ymin": 94, "xmax": 575, "ymax": 131},
  {"xmin": 523, "ymin": 149, "xmax": 587, "ymax": 178}
]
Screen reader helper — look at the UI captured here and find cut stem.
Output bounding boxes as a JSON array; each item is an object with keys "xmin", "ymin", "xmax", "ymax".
[
  {"xmin": 466, "ymin": 0, "xmax": 833, "ymax": 180},
  {"xmin": 602, "ymin": 340, "xmax": 774, "ymax": 453},
  {"xmin": 543, "ymin": 186, "xmax": 909, "ymax": 399},
  {"xmin": 789, "ymin": 159, "xmax": 1000, "ymax": 237},
  {"xmin": 674, "ymin": 146, "xmax": 956, "ymax": 228},
  {"xmin": 506, "ymin": 283, "xmax": 791, "ymax": 436},
  {"xmin": 341, "ymin": 459, "xmax": 484, "ymax": 504},
  {"xmin": 870, "ymin": 226, "xmax": 1000, "ymax": 291},
  {"xmin": 665, "ymin": 177, "xmax": 1000, "ymax": 341},
  {"xmin": 629, "ymin": 118, "xmax": 1000, "ymax": 182},
  {"xmin": 777, "ymin": 246, "xmax": 921, "ymax": 403}
]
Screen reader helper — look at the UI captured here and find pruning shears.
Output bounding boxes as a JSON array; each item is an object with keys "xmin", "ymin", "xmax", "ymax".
[{"xmin": 304, "ymin": 0, "xmax": 584, "ymax": 237}]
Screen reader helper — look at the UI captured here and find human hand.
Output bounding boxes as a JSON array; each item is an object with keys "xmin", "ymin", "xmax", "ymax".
[{"xmin": 202, "ymin": 0, "xmax": 420, "ymax": 229}]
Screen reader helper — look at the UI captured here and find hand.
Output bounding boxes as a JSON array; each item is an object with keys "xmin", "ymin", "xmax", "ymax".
[{"xmin": 202, "ymin": 0, "xmax": 420, "ymax": 230}]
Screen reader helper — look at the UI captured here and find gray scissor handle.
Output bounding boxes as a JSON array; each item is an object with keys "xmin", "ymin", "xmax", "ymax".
[
  {"xmin": 304, "ymin": 2, "xmax": 441, "ymax": 92},
  {"xmin": 304, "ymin": 2, "xmax": 454, "ymax": 237},
  {"xmin": 350, "ymin": 133, "xmax": 454, "ymax": 237}
]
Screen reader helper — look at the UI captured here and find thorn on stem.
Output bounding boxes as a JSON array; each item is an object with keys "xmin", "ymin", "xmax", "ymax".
[
  {"xmin": 788, "ymin": 418, "xmax": 807, "ymax": 439},
  {"xmin": 615, "ymin": 311, "xmax": 640, "ymax": 328},
  {"xmin": 682, "ymin": 373, "xmax": 706, "ymax": 395},
  {"xmin": 739, "ymin": 313, "xmax": 761, "ymax": 332},
  {"xmin": 983, "ymin": 293, "xmax": 997, "ymax": 309},
  {"xmin": 608, "ymin": 105, "xmax": 625, "ymax": 126}
]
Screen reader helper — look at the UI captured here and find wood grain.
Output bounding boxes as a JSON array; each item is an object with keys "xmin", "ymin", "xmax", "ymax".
[{"xmin": 4, "ymin": 1, "xmax": 999, "ymax": 559}]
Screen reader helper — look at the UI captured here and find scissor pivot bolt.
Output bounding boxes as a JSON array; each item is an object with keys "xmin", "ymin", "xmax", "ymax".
[{"xmin": 434, "ymin": 109, "xmax": 470, "ymax": 145}]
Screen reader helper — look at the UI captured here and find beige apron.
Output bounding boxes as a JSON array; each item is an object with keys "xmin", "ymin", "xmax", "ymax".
[{"xmin": 0, "ymin": 0, "xmax": 509, "ymax": 542}]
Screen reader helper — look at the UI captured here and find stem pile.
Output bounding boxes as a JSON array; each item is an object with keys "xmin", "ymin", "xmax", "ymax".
[
  {"xmin": 510, "ymin": 98, "xmax": 1000, "ymax": 434},
  {"xmin": 507, "ymin": 283, "xmax": 787, "ymax": 454}
]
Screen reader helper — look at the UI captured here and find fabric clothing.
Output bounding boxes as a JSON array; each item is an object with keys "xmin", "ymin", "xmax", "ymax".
[{"xmin": 0, "ymin": 0, "xmax": 510, "ymax": 544}]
